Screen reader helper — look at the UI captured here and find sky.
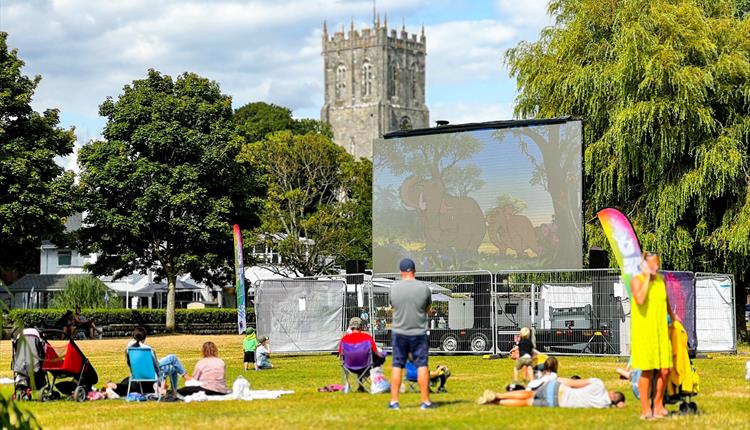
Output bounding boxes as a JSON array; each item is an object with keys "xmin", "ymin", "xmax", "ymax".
[{"xmin": 0, "ymin": 0, "xmax": 554, "ymax": 172}]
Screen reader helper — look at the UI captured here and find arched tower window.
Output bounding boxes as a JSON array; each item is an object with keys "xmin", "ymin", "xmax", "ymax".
[
  {"xmin": 362, "ymin": 61, "xmax": 373, "ymax": 97},
  {"xmin": 400, "ymin": 116, "xmax": 413, "ymax": 131},
  {"xmin": 335, "ymin": 65, "xmax": 347, "ymax": 99}
]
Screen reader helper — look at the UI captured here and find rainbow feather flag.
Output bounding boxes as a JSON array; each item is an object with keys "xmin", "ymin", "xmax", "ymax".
[
  {"xmin": 597, "ymin": 208, "xmax": 642, "ymax": 298},
  {"xmin": 233, "ymin": 224, "xmax": 246, "ymax": 334}
]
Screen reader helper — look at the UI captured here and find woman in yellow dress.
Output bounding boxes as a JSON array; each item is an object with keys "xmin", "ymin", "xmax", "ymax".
[{"xmin": 630, "ymin": 252, "xmax": 678, "ymax": 419}]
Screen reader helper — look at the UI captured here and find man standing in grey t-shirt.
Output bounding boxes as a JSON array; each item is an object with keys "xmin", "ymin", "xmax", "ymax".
[{"xmin": 388, "ymin": 258, "xmax": 434, "ymax": 410}]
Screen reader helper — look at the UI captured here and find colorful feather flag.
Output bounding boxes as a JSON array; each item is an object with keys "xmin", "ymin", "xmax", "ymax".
[
  {"xmin": 596, "ymin": 208, "xmax": 642, "ymax": 297},
  {"xmin": 233, "ymin": 224, "xmax": 246, "ymax": 334}
]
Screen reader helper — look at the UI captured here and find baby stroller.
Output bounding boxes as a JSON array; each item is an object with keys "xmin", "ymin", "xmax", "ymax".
[
  {"xmin": 11, "ymin": 328, "xmax": 47, "ymax": 401},
  {"xmin": 40, "ymin": 331, "xmax": 98, "ymax": 402},
  {"xmin": 665, "ymin": 321, "xmax": 699, "ymax": 414}
]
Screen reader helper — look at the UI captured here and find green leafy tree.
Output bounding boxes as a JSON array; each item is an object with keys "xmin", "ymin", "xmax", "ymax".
[
  {"xmin": 238, "ymin": 130, "xmax": 369, "ymax": 275},
  {"xmin": 0, "ymin": 32, "xmax": 76, "ymax": 278},
  {"xmin": 341, "ymin": 158, "xmax": 373, "ymax": 266},
  {"xmin": 49, "ymin": 276, "xmax": 121, "ymax": 309},
  {"xmin": 506, "ymin": 0, "xmax": 750, "ymax": 338},
  {"xmin": 77, "ymin": 70, "xmax": 261, "ymax": 331},
  {"xmin": 233, "ymin": 101, "xmax": 332, "ymax": 144}
]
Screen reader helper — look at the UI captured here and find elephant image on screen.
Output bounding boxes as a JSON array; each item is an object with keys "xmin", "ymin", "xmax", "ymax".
[{"xmin": 373, "ymin": 119, "xmax": 583, "ymax": 272}]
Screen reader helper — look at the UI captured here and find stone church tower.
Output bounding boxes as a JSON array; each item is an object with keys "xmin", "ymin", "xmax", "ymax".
[{"xmin": 321, "ymin": 16, "xmax": 429, "ymax": 159}]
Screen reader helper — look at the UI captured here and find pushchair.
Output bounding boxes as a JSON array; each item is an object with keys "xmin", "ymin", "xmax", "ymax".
[
  {"xmin": 665, "ymin": 320, "xmax": 699, "ymax": 414},
  {"xmin": 40, "ymin": 330, "xmax": 98, "ymax": 402},
  {"xmin": 11, "ymin": 328, "xmax": 47, "ymax": 401}
]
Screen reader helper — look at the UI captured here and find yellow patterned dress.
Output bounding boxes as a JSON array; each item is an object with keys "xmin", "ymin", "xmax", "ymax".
[{"xmin": 630, "ymin": 273, "xmax": 672, "ymax": 370}]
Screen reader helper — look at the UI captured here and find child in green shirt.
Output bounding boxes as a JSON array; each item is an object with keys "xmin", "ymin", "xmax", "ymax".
[{"xmin": 243, "ymin": 328, "xmax": 258, "ymax": 371}]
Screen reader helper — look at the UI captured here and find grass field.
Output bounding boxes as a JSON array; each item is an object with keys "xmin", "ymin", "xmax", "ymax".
[{"xmin": 1, "ymin": 335, "xmax": 748, "ymax": 430}]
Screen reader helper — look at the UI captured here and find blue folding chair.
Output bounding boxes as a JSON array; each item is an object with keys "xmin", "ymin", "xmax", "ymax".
[
  {"xmin": 126, "ymin": 347, "xmax": 161, "ymax": 401},
  {"xmin": 404, "ymin": 361, "xmax": 419, "ymax": 393}
]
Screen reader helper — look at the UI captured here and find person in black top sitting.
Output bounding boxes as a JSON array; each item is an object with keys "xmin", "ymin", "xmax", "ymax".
[{"xmin": 513, "ymin": 327, "xmax": 535, "ymax": 384}]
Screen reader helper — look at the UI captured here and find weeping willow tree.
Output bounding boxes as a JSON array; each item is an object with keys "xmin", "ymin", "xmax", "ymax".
[{"xmin": 506, "ymin": 0, "xmax": 750, "ymax": 339}]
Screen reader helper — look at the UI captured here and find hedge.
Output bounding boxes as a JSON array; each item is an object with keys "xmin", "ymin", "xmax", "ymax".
[{"xmin": 7, "ymin": 308, "xmax": 255, "ymax": 330}]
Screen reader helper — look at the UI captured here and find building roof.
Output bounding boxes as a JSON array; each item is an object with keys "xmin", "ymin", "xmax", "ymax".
[{"xmin": 7, "ymin": 274, "xmax": 73, "ymax": 292}]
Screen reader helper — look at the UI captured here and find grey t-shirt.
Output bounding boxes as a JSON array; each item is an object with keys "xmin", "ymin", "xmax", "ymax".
[
  {"xmin": 390, "ymin": 279, "xmax": 432, "ymax": 336},
  {"xmin": 559, "ymin": 378, "xmax": 611, "ymax": 408}
]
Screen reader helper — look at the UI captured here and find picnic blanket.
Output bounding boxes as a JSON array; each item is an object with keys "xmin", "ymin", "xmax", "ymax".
[{"xmin": 182, "ymin": 390, "xmax": 294, "ymax": 402}]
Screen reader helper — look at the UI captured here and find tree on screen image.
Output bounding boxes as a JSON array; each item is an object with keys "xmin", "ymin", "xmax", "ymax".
[
  {"xmin": 375, "ymin": 133, "xmax": 486, "ymax": 268},
  {"xmin": 492, "ymin": 124, "xmax": 582, "ymax": 267}
]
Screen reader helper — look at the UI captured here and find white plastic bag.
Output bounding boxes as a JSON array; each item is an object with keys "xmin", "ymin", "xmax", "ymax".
[
  {"xmin": 370, "ymin": 366, "xmax": 390, "ymax": 394},
  {"xmin": 232, "ymin": 375, "xmax": 252, "ymax": 400}
]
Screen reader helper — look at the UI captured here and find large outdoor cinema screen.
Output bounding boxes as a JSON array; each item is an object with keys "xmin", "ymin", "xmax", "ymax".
[{"xmin": 373, "ymin": 118, "xmax": 583, "ymax": 273}]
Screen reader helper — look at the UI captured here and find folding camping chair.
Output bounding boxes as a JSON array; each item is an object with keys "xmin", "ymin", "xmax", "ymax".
[
  {"xmin": 126, "ymin": 347, "xmax": 162, "ymax": 401},
  {"xmin": 404, "ymin": 361, "xmax": 419, "ymax": 393},
  {"xmin": 340, "ymin": 341, "xmax": 373, "ymax": 393}
]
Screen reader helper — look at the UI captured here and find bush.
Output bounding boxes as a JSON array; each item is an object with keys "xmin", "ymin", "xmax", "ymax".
[
  {"xmin": 0, "ymin": 393, "xmax": 40, "ymax": 429},
  {"xmin": 49, "ymin": 276, "xmax": 121, "ymax": 309},
  {"xmin": 7, "ymin": 308, "xmax": 251, "ymax": 330}
]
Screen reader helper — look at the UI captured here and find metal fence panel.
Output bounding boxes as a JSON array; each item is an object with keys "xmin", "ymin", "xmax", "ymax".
[
  {"xmin": 494, "ymin": 269, "xmax": 624, "ymax": 356},
  {"xmin": 694, "ymin": 273, "xmax": 736, "ymax": 353},
  {"xmin": 373, "ymin": 271, "xmax": 495, "ymax": 354},
  {"xmin": 255, "ymin": 269, "xmax": 736, "ymax": 357},
  {"xmin": 255, "ymin": 278, "xmax": 346, "ymax": 353}
]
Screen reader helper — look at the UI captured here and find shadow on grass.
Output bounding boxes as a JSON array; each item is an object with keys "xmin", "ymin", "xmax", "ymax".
[{"xmin": 429, "ymin": 399, "xmax": 471, "ymax": 407}]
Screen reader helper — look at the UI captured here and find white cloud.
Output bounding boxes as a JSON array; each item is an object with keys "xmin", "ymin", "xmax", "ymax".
[
  {"xmin": 426, "ymin": 20, "xmax": 516, "ymax": 85},
  {"xmin": 2, "ymin": 0, "xmax": 427, "ymax": 122},
  {"xmin": 1, "ymin": 0, "xmax": 548, "ymax": 168},
  {"xmin": 496, "ymin": 0, "xmax": 554, "ymax": 28}
]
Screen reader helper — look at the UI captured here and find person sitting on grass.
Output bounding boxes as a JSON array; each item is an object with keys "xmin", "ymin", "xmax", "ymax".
[
  {"xmin": 512, "ymin": 327, "xmax": 535, "ymax": 384},
  {"xmin": 478, "ymin": 375, "xmax": 625, "ymax": 409},
  {"xmin": 429, "ymin": 364, "xmax": 451, "ymax": 393},
  {"xmin": 123, "ymin": 326, "xmax": 191, "ymax": 395},
  {"xmin": 255, "ymin": 336, "xmax": 273, "ymax": 370},
  {"xmin": 73, "ymin": 306, "xmax": 102, "ymax": 339},
  {"xmin": 525, "ymin": 356, "xmax": 559, "ymax": 392},
  {"xmin": 243, "ymin": 327, "xmax": 258, "ymax": 372},
  {"xmin": 177, "ymin": 341, "xmax": 229, "ymax": 396}
]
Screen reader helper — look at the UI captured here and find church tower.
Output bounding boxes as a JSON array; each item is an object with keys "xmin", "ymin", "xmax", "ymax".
[{"xmin": 321, "ymin": 15, "xmax": 429, "ymax": 159}]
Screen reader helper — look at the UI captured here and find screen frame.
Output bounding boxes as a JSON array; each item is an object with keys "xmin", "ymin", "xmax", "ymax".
[
  {"xmin": 374, "ymin": 116, "xmax": 585, "ymax": 271},
  {"xmin": 383, "ymin": 116, "xmax": 576, "ymax": 139}
]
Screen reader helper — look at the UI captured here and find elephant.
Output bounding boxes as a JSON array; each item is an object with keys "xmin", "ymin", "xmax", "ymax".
[
  {"xmin": 399, "ymin": 175, "xmax": 485, "ymax": 254},
  {"xmin": 485, "ymin": 205, "xmax": 539, "ymax": 258}
]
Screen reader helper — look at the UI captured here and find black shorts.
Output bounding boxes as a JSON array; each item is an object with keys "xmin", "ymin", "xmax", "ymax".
[{"xmin": 243, "ymin": 351, "xmax": 256, "ymax": 363}]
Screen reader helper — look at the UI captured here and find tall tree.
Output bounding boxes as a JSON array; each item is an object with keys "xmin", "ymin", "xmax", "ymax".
[
  {"xmin": 77, "ymin": 70, "xmax": 261, "ymax": 331},
  {"xmin": 238, "ymin": 130, "xmax": 370, "ymax": 275},
  {"xmin": 0, "ymin": 32, "xmax": 76, "ymax": 279},
  {"xmin": 506, "ymin": 0, "xmax": 750, "ymax": 338},
  {"xmin": 233, "ymin": 101, "xmax": 332, "ymax": 144}
]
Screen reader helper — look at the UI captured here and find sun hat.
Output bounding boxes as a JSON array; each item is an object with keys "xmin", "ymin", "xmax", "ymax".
[{"xmin": 349, "ymin": 317, "xmax": 363, "ymax": 329}]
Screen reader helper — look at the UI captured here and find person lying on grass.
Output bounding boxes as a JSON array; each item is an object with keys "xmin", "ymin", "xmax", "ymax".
[
  {"xmin": 177, "ymin": 341, "xmax": 230, "ymax": 396},
  {"xmin": 478, "ymin": 375, "xmax": 625, "ymax": 409}
]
